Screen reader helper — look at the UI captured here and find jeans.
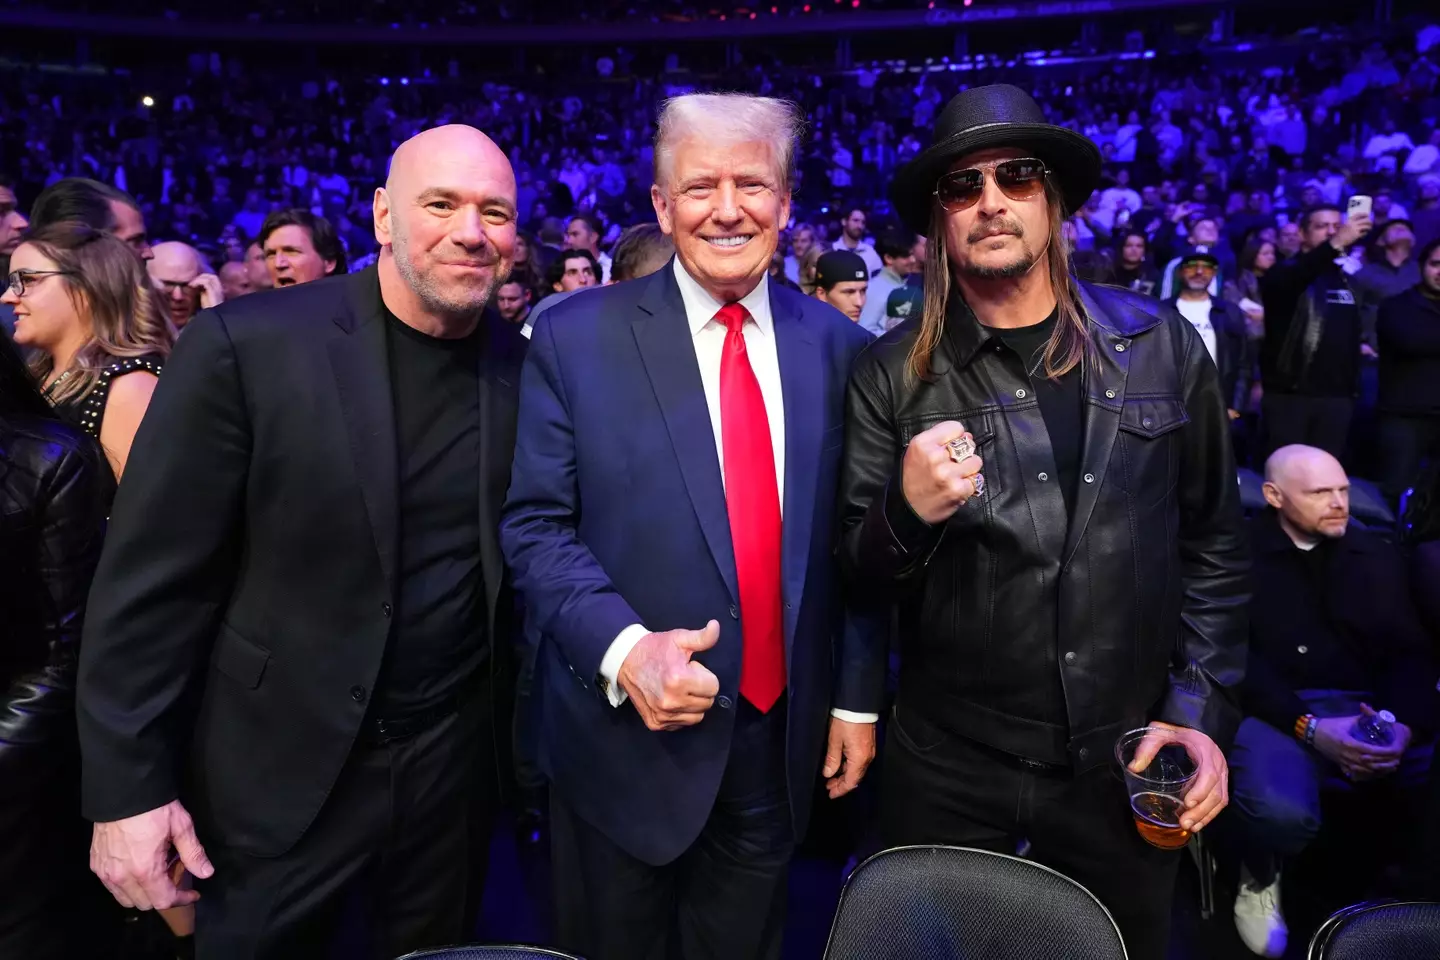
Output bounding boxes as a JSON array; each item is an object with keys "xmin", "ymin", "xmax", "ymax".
[
  {"xmin": 1228, "ymin": 689, "xmax": 1433, "ymax": 886},
  {"xmin": 879, "ymin": 702, "xmax": 1180, "ymax": 960}
]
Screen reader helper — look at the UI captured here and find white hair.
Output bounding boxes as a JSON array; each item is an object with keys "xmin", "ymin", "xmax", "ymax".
[{"xmin": 653, "ymin": 93, "xmax": 805, "ymax": 191}]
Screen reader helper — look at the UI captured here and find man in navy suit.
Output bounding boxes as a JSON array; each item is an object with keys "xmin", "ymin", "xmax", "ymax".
[{"xmin": 500, "ymin": 93, "xmax": 886, "ymax": 960}]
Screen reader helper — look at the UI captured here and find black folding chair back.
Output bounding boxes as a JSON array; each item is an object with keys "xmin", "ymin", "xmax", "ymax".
[
  {"xmin": 396, "ymin": 946, "xmax": 584, "ymax": 960},
  {"xmin": 1307, "ymin": 899, "xmax": 1440, "ymax": 960},
  {"xmin": 822, "ymin": 845, "xmax": 1128, "ymax": 960}
]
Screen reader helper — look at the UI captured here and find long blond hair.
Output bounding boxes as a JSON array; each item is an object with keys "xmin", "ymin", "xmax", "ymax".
[
  {"xmin": 906, "ymin": 177, "xmax": 1092, "ymax": 383},
  {"xmin": 22, "ymin": 222, "xmax": 175, "ymax": 405}
]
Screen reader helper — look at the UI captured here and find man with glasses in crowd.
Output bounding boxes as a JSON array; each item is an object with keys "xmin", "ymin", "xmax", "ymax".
[
  {"xmin": 838, "ymin": 83, "xmax": 1249, "ymax": 960},
  {"xmin": 1167, "ymin": 250, "xmax": 1249, "ymax": 420}
]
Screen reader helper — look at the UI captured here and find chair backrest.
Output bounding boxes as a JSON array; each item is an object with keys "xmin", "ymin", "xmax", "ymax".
[
  {"xmin": 396, "ymin": 947, "xmax": 584, "ymax": 960},
  {"xmin": 1308, "ymin": 900, "xmax": 1440, "ymax": 960},
  {"xmin": 1238, "ymin": 468, "xmax": 1267, "ymax": 514},
  {"xmin": 822, "ymin": 845, "xmax": 1128, "ymax": 960},
  {"xmin": 1348, "ymin": 476, "xmax": 1396, "ymax": 533}
]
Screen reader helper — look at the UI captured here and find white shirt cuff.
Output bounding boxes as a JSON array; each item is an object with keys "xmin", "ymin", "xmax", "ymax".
[
  {"xmin": 830, "ymin": 708, "xmax": 879, "ymax": 724},
  {"xmin": 598, "ymin": 623, "xmax": 649, "ymax": 708}
]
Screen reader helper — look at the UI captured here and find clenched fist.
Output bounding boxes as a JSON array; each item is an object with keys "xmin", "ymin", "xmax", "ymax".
[
  {"xmin": 618, "ymin": 621, "xmax": 722, "ymax": 731},
  {"xmin": 901, "ymin": 420, "xmax": 984, "ymax": 524}
]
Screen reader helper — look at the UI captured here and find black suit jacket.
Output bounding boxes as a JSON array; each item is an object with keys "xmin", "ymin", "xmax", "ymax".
[{"xmin": 77, "ymin": 268, "xmax": 525, "ymax": 857}]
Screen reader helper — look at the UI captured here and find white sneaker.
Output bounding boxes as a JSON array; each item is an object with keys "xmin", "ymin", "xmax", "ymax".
[{"xmin": 1234, "ymin": 866, "xmax": 1288, "ymax": 958}]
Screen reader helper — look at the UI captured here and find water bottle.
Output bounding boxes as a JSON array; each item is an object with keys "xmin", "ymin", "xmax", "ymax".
[{"xmin": 1352, "ymin": 709, "xmax": 1396, "ymax": 746}]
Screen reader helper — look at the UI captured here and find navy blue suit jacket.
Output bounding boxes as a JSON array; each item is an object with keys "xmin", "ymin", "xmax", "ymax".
[{"xmin": 500, "ymin": 261, "xmax": 887, "ymax": 865}]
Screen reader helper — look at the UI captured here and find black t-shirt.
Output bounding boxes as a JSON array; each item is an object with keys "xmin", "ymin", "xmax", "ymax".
[
  {"xmin": 374, "ymin": 309, "xmax": 487, "ymax": 716},
  {"xmin": 989, "ymin": 309, "xmax": 1084, "ymax": 517}
]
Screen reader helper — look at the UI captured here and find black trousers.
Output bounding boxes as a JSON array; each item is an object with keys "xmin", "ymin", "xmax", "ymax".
[
  {"xmin": 0, "ymin": 753, "xmax": 122, "ymax": 959},
  {"xmin": 1262, "ymin": 393, "xmax": 1354, "ymax": 461},
  {"xmin": 549, "ymin": 698, "xmax": 794, "ymax": 960},
  {"xmin": 879, "ymin": 703, "xmax": 1180, "ymax": 960},
  {"xmin": 194, "ymin": 698, "xmax": 494, "ymax": 960},
  {"xmin": 1377, "ymin": 413, "xmax": 1440, "ymax": 502}
]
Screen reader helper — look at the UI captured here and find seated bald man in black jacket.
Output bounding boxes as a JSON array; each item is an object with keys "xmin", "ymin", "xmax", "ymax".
[{"xmin": 1226, "ymin": 444, "xmax": 1437, "ymax": 958}]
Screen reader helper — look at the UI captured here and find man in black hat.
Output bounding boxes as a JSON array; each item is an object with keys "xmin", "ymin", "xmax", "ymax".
[
  {"xmin": 838, "ymin": 83, "xmax": 1249, "ymax": 959},
  {"xmin": 813, "ymin": 249, "xmax": 870, "ymax": 324}
]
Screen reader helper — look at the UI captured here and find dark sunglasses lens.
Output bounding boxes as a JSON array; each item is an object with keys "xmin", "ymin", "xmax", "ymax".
[
  {"xmin": 937, "ymin": 171, "xmax": 984, "ymax": 210},
  {"xmin": 996, "ymin": 159, "xmax": 1047, "ymax": 198}
]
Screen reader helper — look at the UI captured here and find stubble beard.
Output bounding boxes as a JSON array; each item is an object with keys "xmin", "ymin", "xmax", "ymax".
[{"xmin": 392, "ymin": 229, "xmax": 505, "ymax": 317}]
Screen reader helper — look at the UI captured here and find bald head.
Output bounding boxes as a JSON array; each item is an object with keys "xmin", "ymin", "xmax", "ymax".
[
  {"xmin": 385, "ymin": 125, "xmax": 514, "ymax": 200},
  {"xmin": 148, "ymin": 241, "xmax": 208, "ymax": 329},
  {"xmin": 219, "ymin": 260, "xmax": 255, "ymax": 300},
  {"xmin": 149, "ymin": 241, "xmax": 205, "ymax": 279},
  {"xmin": 375, "ymin": 124, "xmax": 518, "ymax": 329},
  {"xmin": 1263, "ymin": 444, "xmax": 1350, "ymax": 544}
]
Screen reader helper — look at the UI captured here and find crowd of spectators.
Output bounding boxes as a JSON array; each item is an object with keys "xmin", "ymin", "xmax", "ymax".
[{"xmin": 5, "ymin": 16, "xmax": 1440, "ymax": 958}]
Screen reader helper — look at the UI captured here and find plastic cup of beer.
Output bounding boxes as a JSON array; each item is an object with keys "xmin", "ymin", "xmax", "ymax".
[{"xmin": 1115, "ymin": 727, "xmax": 1198, "ymax": 850}]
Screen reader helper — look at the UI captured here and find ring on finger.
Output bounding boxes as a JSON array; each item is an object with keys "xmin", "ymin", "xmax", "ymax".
[{"xmin": 944, "ymin": 437, "xmax": 986, "ymax": 497}]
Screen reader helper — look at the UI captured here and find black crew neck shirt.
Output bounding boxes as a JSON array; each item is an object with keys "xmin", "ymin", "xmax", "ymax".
[
  {"xmin": 374, "ymin": 308, "xmax": 487, "ymax": 716},
  {"xmin": 988, "ymin": 309, "xmax": 1084, "ymax": 516}
]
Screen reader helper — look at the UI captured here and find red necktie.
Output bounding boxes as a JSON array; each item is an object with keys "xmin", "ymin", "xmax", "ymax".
[{"xmin": 716, "ymin": 302, "xmax": 786, "ymax": 713}]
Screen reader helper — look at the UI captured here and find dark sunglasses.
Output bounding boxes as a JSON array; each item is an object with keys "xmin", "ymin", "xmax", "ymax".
[{"xmin": 934, "ymin": 158, "xmax": 1050, "ymax": 212}]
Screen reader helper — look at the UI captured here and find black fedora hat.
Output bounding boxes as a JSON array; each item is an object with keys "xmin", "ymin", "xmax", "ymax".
[{"xmin": 890, "ymin": 83, "xmax": 1102, "ymax": 237}]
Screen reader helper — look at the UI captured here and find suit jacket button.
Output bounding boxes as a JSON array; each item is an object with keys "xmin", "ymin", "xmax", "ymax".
[
  {"xmin": 729, "ymin": 604, "xmax": 739, "ymax": 619},
  {"xmin": 1064, "ymin": 651, "xmax": 1077, "ymax": 664},
  {"xmin": 350, "ymin": 685, "xmax": 367, "ymax": 702},
  {"xmin": 1078, "ymin": 746, "xmax": 1090, "ymax": 762},
  {"xmin": 717, "ymin": 695, "xmax": 734, "ymax": 710},
  {"xmin": 381, "ymin": 602, "xmax": 393, "ymax": 618}
]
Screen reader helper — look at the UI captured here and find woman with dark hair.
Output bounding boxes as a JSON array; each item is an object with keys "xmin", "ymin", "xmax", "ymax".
[
  {"xmin": 1, "ymin": 222, "xmax": 173, "ymax": 478},
  {"xmin": 510, "ymin": 229, "xmax": 546, "ymax": 300},
  {"xmin": 0, "ymin": 325, "xmax": 116, "ymax": 958},
  {"xmin": 1110, "ymin": 229, "xmax": 1160, "ymax": 295},
  {"xmin": 1224, "ymin": 237, "xmax": 1277, "ymax": 340}
]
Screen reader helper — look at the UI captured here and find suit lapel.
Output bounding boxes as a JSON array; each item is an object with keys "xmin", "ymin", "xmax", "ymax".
[
  {"xmin": 328, "ymin": 271, "xmax": 400, "ymax": 595},
  {"xmin": 772, "ymin": 289, "xmax": 818, "ymax": 651},
  {"xmin": 476, "ymin": 314, "xmax": 520, "ymax": 632},
  {"xmin": 1062, "ymin": 286, "xmax": 1130, "ymax": 568},
  {"xmin": 633, "ymin": 268, "xmax": 739, "ymax": 603}
]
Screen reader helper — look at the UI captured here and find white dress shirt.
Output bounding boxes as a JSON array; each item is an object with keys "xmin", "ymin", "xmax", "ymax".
[{"xmin": 597, "ymin": 260, "xmax": 876, "ymax": 724}]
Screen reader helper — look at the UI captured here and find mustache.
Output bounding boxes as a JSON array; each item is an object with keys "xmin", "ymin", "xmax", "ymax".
[{"xmin": 968, "ymin": 218, "xmax": 1025, "ymax": 243}]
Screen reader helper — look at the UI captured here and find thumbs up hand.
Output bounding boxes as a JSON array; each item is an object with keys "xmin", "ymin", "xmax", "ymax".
[{"xmin": 618, "ymin": 620, "xmax": 722, "ymax": 731}]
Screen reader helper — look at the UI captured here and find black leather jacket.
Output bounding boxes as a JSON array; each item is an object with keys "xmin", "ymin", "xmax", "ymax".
[
  {"xmin": 0, "ymin": 417, "xmax": 112, "ymax": 779},
  {"xmin": 840, "ymin": 282, "xmax": 1249, "ymax": 771}
]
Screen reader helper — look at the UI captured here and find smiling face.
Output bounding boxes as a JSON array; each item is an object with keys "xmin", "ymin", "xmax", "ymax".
[
  {"xmin": 1, "ymin": 243, "xmax": 86, "ymax": 352},
  {"xmin": 942, "ymin": 147, "xmax": 1052, "ymax": 281},
  {"xmin": 651, "ymin": 136, "xmax": 788, "ymax": 302},
  {"xmin": 376, "ymin": 126, "xmax": 517, "ymax": 319}
]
